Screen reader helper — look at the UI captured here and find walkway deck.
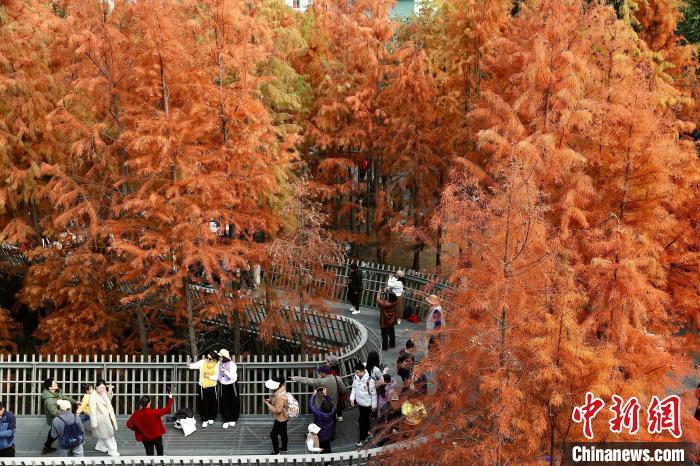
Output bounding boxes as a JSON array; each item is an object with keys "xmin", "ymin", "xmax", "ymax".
[{"xmin": 11, "ymin": 300, "xmax": 426, "ymax": 457}]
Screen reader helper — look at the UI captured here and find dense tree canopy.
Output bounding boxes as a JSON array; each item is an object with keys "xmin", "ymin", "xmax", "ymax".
[{"xmin": 0, "ymin": 0, "xmax": 698, "ymax": 461}]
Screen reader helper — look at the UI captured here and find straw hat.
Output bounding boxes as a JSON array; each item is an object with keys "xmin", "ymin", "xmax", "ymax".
[
  {"xmin": 308, "ymin": 423, "xmax": 321, "ymax": 434},
  {"xmin": 401, "ymin": 401, "xmax": 427, "ymax": 426},
  {"xmin": 426, "ymin": 294, "xmax": 440, "ymax": 306},
  {"xmin": 217, "ymin": 348, "xmax": 231, "ymax": 360}
]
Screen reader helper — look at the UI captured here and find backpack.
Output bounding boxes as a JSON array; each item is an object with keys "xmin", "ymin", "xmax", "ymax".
[
  {"xmin": 57, "ymin": 414, "xmax": 83, "ymax": 450},
  {"xmin": 285, "ymin": 392, "xmax": 300, "ymax": 418}
]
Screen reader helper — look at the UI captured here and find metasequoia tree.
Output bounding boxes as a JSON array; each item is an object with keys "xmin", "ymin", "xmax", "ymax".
[
  {"xmin": 377, "ymin": 43, "xmax": 445, "ymax": 270},
  {"xmin": 109, "ymin": 0, "xmax": 295, "ymax": 358},
  {"xmin": 407, "ymin": 159, "xmax": 612, "ymax": 465},
  {"xmin": 300, "ymin": 0, "xmax": 394, "ymax": 249},
  {"xmin": 398, "ymin": 0, "xmax": 699, "ymax": 463},
  {"xmin": 0, "ymin": 0, "xmax": 64, "ymax": 246},
  {"xmin": 265, "ymin": 180, "xmax": 343, "ymax": 349},
  {"xmin": 6, "ymin": 0, "xmax": 140, "ymax": 353}
]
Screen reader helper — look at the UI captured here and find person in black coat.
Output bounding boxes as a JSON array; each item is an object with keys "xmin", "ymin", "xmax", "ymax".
[{"xmin": 347, "ymin": 263, "xmax": 363, "ymax": 314}]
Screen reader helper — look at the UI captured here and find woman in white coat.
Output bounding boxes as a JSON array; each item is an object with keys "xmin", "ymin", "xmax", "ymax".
[{"xmin": 89, "ymin": 379, "xmax": 119, "ymax": 456}]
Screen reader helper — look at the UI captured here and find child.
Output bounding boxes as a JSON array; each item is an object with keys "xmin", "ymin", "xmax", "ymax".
[
  {"xmin": 305, "ymin": 423, "xmax": 323, "ymax": 453},
  {"xmin": 75, "ymin": 384, "xmax": 93, "ymax": 424}
]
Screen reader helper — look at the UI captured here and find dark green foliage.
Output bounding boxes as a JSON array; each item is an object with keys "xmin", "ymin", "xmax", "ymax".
[{"xmin": 677, "ymin": 0, "xmax": 700, "ymax": 43}]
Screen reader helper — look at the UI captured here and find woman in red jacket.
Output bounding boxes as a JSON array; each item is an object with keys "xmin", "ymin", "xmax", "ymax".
[{"xmin": 126, "ymin": 390, "xmax": 173, "ymax": 456}]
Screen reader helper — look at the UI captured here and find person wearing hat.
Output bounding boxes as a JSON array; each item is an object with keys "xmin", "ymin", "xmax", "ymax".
[
  {"xmin": 263, "ymin": 376, "xmax": 288, "ymax": 455},
  {"xmin": 376, "ymin": 290, "xmax": 399, "ymax": 351},
  {"xmin": 305, "ymin": 423, "xmax": 324, "ymax": 453},
  {"xmin": 126, "ymin": 389, "xmax": 173, "ymax": 456},
  {"xmin": 426, "ymin": 294, "xmax": 443, "ymax": 332},
  {"xmin": 290, "ymin": 365, "xmax": 345, "ymax": 413},
  {"xmin": 309, "ymin": 388, "xmax": 336, "ymax": 453},
  {"xmin": 188, "ymin": 351, "xmax": 220, "ymax": 427},
  {"xmin": 347, "ymin": 263, "xmax": 364, "ymax": 315},
  {"xmin": 212, "ymin": 349, "xmax": 239, "ymax": 429},
  {"xmin": 41, "ymin": 378, "xmax": 79, "ymax": 454},
  {"xmin": 51, "ymin": 399, "xmax": 84, "ymax": 457}
]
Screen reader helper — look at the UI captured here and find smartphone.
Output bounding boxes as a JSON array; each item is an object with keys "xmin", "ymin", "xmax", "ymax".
[{"xmin": 166, "ymin": 385, "xmax": 172, "ymax": 395}]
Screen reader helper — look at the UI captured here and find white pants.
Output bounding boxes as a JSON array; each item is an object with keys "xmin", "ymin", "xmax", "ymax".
[{"xmin": 94, "ymin": 437, "xmax": 118, "ymax": 455}]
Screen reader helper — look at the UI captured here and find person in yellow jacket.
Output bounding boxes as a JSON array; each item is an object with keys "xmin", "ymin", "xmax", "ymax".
[
  {"xmin": 188, "ymin": 352, "xmax": 220, "ymax": 427},
  {"xmin": 76, "ymin": 384, "xmax": 93, "ymax": 424}
]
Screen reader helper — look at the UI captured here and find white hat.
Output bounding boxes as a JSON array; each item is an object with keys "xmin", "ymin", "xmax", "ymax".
[
  {"xmin": 218, "ymin": 348, "xmax": 231, "ymax": 359},
  {"xmin": 308, "ymin": 423, "xmax": 321, "ymax": 434},
  {"xmin": 57, "ymin": 399, "xmax": 71, "ymax": 411},
  {"xmin": 265, "ymin": 378, "xmax": 281, "ymax": 390},
  {"xmin": 426, "ymin": 294, "xmax": 440, "ymax": 306}
]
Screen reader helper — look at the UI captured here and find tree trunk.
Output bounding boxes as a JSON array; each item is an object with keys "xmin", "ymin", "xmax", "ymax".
[
  {"xmin": 232, "ymin": 309, "xmax": 240, "ymax": 356},
  {"xmin": 135, "ymin": 304, "xmax": 149, "ymax": 355},
  {"xmin": 436, "ymin": 223, "xmax": 442, "ymax": 270},
  {"xmin": 184, "ymin": 281, "xmax": 198, "ymax": 359}
]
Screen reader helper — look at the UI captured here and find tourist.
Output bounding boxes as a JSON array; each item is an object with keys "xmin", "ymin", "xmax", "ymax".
[
  {"xmin": 365, "ymin": 351, "xmax": 383, "ymax": 381},
  {"xmin": 76, "ymin": 383, "xmax": 93, "ymax": 424},
  {"xmin": 376, "ymin": 374, "xmax": 395, "ymax": 416},
  {"xmin": 387, "ymin": 271, "xmax": 405, "ymax": 320},
  {"xmin": 426, "ymin": 294, "xmax": 443, "ymax": 332},
  {"xmin": 309, "ymin": 388, "xmax": 335, "ymax": 453},
  {"xmin": 0, "ymin": 401, "xmax": 16, "ymax": 457},
  {"xmin": 376, "ymin": 291, "xmax": 398, "ymax": 350},
  {"xmin": 349, "ymin": 362, "xmax": 377, "ymax": 447},
  {"xmin": 305, "ymin": 423, "xmax": 324, "ymax": 453},
  {"xmin": 347, "ymin": 263, "xmax": 363, "ymax": 315},
  {"xmin": 126, "ymin": 389, "xmax": 174, "ymax": 456},
  {"xmin": 188, "ymin": 351, "xmax": 220, "ymax": 427},
  {"xmin": 41, "ymin": 377, "xmax": 78, "ymax": 454},
  {"xmin": 398, "ymin": 339, "xmax": 416, "ymax": 361},
  {"xmin": 51, "ymin": 399, "xmax": 84, "ymax": 457},
  {"xmin": 264, "ymin": 376, "xmax": 289, "ymax": 455},
  {"xmin": 290, "ymin": 365, "xmax": 344, "ymax": 412},
  {"xmin": 324, "ymin": 356, "xmax": 346, "ymax": 422},
  {"xmin": 89, "ymin": 379, "xmax": 119, "ymax": 457},
  {"xmin": 214, "ymin": 348, "xmax": 240, "ymax": 429}
]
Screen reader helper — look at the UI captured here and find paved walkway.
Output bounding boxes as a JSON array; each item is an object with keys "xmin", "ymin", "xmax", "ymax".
[{"xmin": 13, "ymin": 300, "xmax": 428, "ymax": 457}]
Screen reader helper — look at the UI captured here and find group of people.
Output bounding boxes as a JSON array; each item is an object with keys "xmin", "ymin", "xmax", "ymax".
[
  {"xmin": 347, "ymin": 264, "xmax": 445, "ymax": 351},
  {"xmin": 37, "ymin": 377, "xmax": 175, "ymax": 458}
]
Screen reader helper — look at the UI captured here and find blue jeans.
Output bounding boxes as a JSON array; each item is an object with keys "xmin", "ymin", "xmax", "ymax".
[{"xmin": 79, "ymin": 414, "xmax": 90, "ymax": 424}]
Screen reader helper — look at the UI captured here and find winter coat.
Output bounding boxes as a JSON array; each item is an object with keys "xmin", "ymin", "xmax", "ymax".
[
  {"xmin": 42, "ymin": 389, "xmax": 78, "ymax": 426},
  {"xmin": 50, "ymin": 411, "xmax": 84, "ymax": 440},
  {"xmin": 188, "ymin": 359, "xmax": 219, "ymax": 388},
  {"xmin": 347, "ymin": 270, "xmax": 363, "ymax": 294},
  {"xmin": 308, "ymin": 394, "xmax": 335, "ymax": 442},
  {"xmin": 293, "ymin": 374, "xmax": 345, "ymax": 409},
  {"xmin": 0, "ymin": 410, "xmax": 16, "ymax": 450},
  {"xmin": 89, "ymin": 391, "xmax": 118, "ymax": 439},
  {"xmin": 267, "ymin": 389, "xmax": 289, "ymax": 422},
  {"xmin": 76, "ymin": 394, "xmax": 90, "ymax": 415},
  {"xmin": 350, "ymin": 373, "xmax": 377, "ymax": 409},
  {"xmin": 126, "ymin": 397, "xmax": 173, "ymax": 442},
  {"xmin": 214, "ymin": 360, "xmax": 238, "ymax": 385},
  {"xmin": 378, "ymin": 298, "xmax": 398, "ymax": 329},
  {"xmin": 386, "ymin": 276, "xmax": 404, "ymax": 297}
]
